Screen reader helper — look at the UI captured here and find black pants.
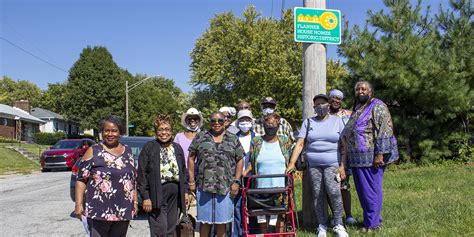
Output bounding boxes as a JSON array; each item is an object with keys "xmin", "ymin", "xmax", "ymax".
[
  {"xmin": 148, "ymin": 182, "xmax": 179, "ymax": 237},
  {"xmin": 88, "ymin": 219, "xmax": 129, "ymax": 237}
]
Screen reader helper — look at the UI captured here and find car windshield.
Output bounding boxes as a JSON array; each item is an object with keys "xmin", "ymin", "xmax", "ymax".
[
  {"xmin": 120, "ymin": 140, "xmax": 147, "ymax": 158},
  {"xmin": 52, "ymin": 140, "xmax": 82, "ymax": 149}
]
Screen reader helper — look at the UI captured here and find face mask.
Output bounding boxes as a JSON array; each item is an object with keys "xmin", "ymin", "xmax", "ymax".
[
  {"xmin": 356, "ymin": 95, "xmax": 370, "ymax": 103},
  {"xmin": 186, "ymin": 125, "xmax": 200, "ymax": 132},
  {"xmin": 264, "ymin": 126, "xmax": 278, "ymax": 137},
  {"xmin": 315, "ymin": 105, "xmax": 329, "ymax": 116},
  {"xmin": 262, "ymin": 108, "xmax": 275, "ymax": 115},
  {"xmin": 238, "ymin": 121, "xmax": 252, "ymax": 132}
]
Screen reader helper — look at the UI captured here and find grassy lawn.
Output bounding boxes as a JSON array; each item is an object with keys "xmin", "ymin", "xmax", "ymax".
[
  {"xmin": 0, "ymin": 146, "xmax": 40, "ymax": 175},
  {"xmin": 293, "ymin": 164, "xmax": 474, "ymax": 236},
  {"xmin": 0, "ymin": 143, "xmax": 50, "ymax": 158}
]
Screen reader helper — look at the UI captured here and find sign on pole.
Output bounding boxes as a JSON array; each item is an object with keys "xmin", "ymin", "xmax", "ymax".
[{"xmin": 294, "ymin": 7, "xmax": 341, "ymax": 44}]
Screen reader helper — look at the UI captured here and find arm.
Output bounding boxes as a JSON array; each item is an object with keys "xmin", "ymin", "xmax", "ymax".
[
  {"xmin": 137, "ymin": 143, "xmax": 152, "ymax": 212},
  {"xmin": 286, "ymin": 138, "xmax": 305, "ymax": 172},
  {"xmin": 188, "ymin": 151, "xmax": 196, "ymax": 193},
  {"xmin": 372, "ymin": 104, "xmax": 393, "ymax": 168},
  {"xmin": 338, "ymin": 139, "xmax": 348, "ymax": 180},
  {"xmin": 74, "ymin": 147, "xmax": 93, "ymax": 220}
]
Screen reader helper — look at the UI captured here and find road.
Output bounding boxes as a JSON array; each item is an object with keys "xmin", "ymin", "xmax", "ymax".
[{"xmin": 0, "ymin": 171, "xmax": 149, "ymax": 237}]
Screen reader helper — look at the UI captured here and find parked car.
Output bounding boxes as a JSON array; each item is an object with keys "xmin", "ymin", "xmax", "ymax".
[
  {"xmin": 70, "ymin": 136, "xmax": 154, "ymax": 202},
  {"xmin": 40, "ymin": 139, "xmax": 95, "ymax": 171}
]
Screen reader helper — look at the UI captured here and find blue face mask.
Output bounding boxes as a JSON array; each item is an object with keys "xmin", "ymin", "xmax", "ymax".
[{"xmin": 238, "ymin": 121, "xmax": 252, "ymax": 132}]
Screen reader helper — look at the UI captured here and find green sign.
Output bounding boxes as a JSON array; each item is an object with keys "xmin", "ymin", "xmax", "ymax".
[{"xmin": 294, "ymin": 7, "xmax": 341, "ymax": 44}]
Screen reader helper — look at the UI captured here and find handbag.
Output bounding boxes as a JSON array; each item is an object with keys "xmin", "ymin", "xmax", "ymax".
[
  {"xmin": 176, "ymin": 194, "xmax": 196, "ymax": 237},
  {"xmin": 295, "ymin": 118, "xmax": 310, "ymax": 171}
]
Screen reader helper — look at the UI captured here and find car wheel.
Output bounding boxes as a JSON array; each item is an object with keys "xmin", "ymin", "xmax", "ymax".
[{"xmin": 41, "ymin": 168, "xmax": 50, "ymax": 172}]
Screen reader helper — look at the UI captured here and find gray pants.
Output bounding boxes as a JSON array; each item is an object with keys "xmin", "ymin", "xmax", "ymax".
[{"xmin": 308, "ymin": 166, "xmax": 344, "ymax": 226}]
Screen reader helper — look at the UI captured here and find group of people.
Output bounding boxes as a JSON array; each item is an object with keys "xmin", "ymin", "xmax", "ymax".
[{"xmin": 73, "ymin": 80, "xmax": 399, "ymax": 237}]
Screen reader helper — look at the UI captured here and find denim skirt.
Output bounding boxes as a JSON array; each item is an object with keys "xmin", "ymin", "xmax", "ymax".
[{"xmin": 196, "ymin": 188, "xmax": 233, "ymax": 224}]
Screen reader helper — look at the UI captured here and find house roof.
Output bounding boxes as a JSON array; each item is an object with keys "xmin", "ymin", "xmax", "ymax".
[
  {"xmin": 0, "ymin": 104, "xmax": 45, "ymax": 124},
  {"xmin": 30, "ymin": 107, "xmax": 64, "ymax": 120}
]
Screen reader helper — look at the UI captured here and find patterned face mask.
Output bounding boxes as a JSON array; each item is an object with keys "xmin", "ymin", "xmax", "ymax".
[{"xmin": 262, "ymin": 108, "xmax": 275, "ymax": 115}]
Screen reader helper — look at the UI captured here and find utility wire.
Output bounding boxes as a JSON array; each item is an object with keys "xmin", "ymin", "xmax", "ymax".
[{"xmin": 0, "ymin": 36, "xmax": 67, "ymax": 73}]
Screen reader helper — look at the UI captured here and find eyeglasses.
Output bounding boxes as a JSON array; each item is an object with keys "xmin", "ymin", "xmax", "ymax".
[
  {"xmin": 156, "ymin": 128, "xmax": 171, "ymax": 133},
  {"xmin": 209, "ymin": 118, "xmax": 225, "ymax": 124},
  {"xmin": 186, "ymin": 116, "xmax": 200, "ymax": 121}
]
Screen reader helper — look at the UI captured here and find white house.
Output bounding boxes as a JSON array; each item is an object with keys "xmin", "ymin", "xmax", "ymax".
[{"xmin": 30, "ymin": 107, "xmax": 82, "ymax": 135}]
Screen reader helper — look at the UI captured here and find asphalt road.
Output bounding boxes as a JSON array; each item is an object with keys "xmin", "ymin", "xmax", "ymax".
[{"xmin": 0, "ymin": 171, "xmax": 149, "ymax": 237}]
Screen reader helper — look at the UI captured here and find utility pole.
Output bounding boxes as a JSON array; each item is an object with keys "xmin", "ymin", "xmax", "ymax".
[
  {"xmin": 125, "ymin": 75, "xmax": 160, "ymax": 136},
  {"xmin": 302, "ymin": 0, "xmax": 327, "ymax": 228}
]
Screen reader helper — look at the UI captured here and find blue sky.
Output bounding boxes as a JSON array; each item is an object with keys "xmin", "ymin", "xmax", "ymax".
[{"xmin": 1, "ymin": 0, "xmax": 445, "ymax": 93}]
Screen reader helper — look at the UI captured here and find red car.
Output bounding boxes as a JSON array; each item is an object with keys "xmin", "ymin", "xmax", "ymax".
[{"xmin": 40, "ymin": 139, "xmax": 95, "ymax": 171}]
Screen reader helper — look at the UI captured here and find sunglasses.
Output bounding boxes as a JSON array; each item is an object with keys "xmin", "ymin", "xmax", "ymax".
[
  {"xmin": 209, "ymin": 118, "xmax": 225, "ymax": 124},
  {"xmin": 186, "ymin": 116, "xmax": 200, "ymax": 121},
  {"xmin": 238, "ymin": 106, "xmax": 250, "ymax": 110}
]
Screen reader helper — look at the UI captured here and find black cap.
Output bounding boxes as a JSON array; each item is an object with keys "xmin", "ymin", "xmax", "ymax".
[
  {"xmin": 261, "ymin": 97, "xmax": 277, "ymax": 105},
  {"xmin": 313, "ymin": 94, "xmax": 329, "ymax": 101}
]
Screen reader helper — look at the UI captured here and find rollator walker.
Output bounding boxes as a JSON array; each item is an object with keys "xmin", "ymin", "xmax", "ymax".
[{"xmin": 241, "ymin": 173, "xmax": 297, "ymax": 236}]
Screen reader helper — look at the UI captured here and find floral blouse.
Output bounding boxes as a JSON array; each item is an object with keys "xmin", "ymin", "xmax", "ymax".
[{"xmin": 77, "ymin": 144, "xmax": 136, "ymax": 221}]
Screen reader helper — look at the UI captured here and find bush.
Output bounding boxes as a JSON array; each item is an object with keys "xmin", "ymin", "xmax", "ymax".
[
  {"xmin": 0, "ymin": 136, "xmax": 14, "ymax": 143},
  {"xmin": 33, "ymin": 132, "xmax": 66, "ymax": 145}
]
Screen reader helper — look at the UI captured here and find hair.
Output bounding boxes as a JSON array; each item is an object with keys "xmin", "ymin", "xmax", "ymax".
[
  {"xmin": 354, "ymin": 80, "xmax": 374, "ymax": 94},
  {"xmin": 263, "ymin": 113, "xmax": 281, "ymax": 123},
  {"xmin": 99, "ymin": 115, "xmax": 125, "ymax": 134},
  {"xmin": 209, "ymin": 111, "xmax": 224, "ymax": 119},
  {"xmin": 153, "ymin": 114, "xmax": 173, "ymax": 131}
]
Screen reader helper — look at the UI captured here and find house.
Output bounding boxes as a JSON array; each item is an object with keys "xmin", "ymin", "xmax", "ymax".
[
  {"xmin": 30, "ymin": 107, "xmax": 82, "ymax": 135},
  {"xmin": 0, "ymin": 102, "xmax": 45, "ymax": 142}
]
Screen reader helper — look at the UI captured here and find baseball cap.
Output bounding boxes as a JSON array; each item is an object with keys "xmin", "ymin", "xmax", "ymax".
[
  {"xmin": 261, "ymin": 97, "xmax": 277, "ymax": 105},
  {"xmin": 313, "ymin": 94, "xmax": 329, "ymax": 101},
  {"xmin": 237, "ymin": 109, "xmax": 253, "ymax": 120}
]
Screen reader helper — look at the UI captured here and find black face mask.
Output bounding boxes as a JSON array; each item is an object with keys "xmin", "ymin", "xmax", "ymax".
[
  {"xmin": 264, "ymin": 126, "xmax": 278, "ymax": 137},
  {"xmin": 356, "ymin": 95, "xmax": 370, "ymax": 104},
  {"xmin": 315, "ymin": 105, "xmax": 329, "ymax": 117}
]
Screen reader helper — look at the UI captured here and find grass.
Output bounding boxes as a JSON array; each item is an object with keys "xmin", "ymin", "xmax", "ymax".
[
  {"xmin": 0, "ymin": 146, "xmax": 40, "ymax": 175},
  {"xmin": 0, "ymin": 142, "xmax": 50, "ymax": 158},
  {"xmin": 292, "ymin": 164, "xmax": 474, "ymax": 236}
]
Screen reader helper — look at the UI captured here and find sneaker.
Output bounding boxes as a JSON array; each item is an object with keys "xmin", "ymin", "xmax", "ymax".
[
  {"xmin": 345, "ymin": 216, "xmax": 357, "ymax": 225},
  {"xmin": 333, "ymin": 224, "xmax": 349, "ymax": 237},
  {"xmin": 317, "ymin": 224, "xmax": 328, "ymax": 237}
]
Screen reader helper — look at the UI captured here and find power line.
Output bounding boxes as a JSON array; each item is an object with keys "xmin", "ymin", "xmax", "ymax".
[{"xmin": 0, "ymin": 36, "xmax": 68, "ymax": 73}]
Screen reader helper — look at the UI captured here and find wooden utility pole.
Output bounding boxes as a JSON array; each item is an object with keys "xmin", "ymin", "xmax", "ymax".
[{"xmin": 302, "ymin": 0, "xmax": 327, "ymax": 228}]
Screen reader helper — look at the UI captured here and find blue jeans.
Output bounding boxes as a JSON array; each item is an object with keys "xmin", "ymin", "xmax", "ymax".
[{"xmin": 232, "ymin": 192, "xmax": 242, "ymax": 237}]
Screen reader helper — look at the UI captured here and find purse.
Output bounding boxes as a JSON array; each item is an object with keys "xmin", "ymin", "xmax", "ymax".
[
  {"xmin": 295, "ymin": 118, "xmax": 310, "ymax": 171},
  {"xmin": 176, "ymin": 195, "xmax": 196, "ymax": 237}
]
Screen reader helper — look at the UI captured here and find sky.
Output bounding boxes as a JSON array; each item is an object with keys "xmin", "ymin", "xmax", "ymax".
[{"xmin": 1, "ymin": 0, "xmax": 445, "ymax": 93}]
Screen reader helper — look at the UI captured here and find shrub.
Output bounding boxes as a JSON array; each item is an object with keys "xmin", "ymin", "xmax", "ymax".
[{"xmin": 33, "ymin": 132, "xmax": 66, "ymax": 145}]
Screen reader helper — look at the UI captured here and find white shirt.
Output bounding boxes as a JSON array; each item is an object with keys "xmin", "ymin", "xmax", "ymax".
[{"xmin": 238, "ymin": 133, "xmax": 252, "ymax": 171}]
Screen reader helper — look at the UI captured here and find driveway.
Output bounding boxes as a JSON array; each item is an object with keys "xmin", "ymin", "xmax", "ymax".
[{"xmin": 0, "ymin": 171, "xmax": 149, "ymax": 236}]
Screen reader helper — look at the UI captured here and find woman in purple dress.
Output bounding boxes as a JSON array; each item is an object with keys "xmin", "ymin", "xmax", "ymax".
[{"xmin": 74, "ymin": 115, "xmax": 138, "ymax": 237}]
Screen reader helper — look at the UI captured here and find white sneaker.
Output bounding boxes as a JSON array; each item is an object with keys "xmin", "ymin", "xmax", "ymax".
[
  {"xmin": 317, "ymin": 224, "xmax": 328, "ymax": 237},
  {"xmin": 345, "ymin": 216, "xmax": 357, "ymax": 225},
  {"xmin": 333, "ymin": 224, "xmax": 349, "ymax": 237}
]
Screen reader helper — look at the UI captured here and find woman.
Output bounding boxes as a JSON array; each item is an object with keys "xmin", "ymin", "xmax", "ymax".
[
  {"xmin": 341, "ymin": 81, "xmax": 398, "ymax": 232},
  {"xmin": 138, "ymin": 114, "xmax": 189, "ymax": 236},
  {"xmin": 243, "ymin": 113, "xmax": 292, "ymax": 233},
  {"xmin": 74, "ymin": 115, "xmax": 137, "ymax": 237},
  {"xmin": 174, "ymin": 107, "xmax": 203, "ymax": 167},
  {"xmin": 188, "ymin": 112, "xmax": 244, "ymax": 237},
  {"xmin": 287, "ymin": 94, "xmax": 349, "ymax": 237}
]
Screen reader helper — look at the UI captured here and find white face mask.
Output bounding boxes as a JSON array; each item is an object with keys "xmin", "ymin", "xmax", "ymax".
[
  {"xmin": 186, "ymin": 125, "xmax": 200, "ymax": 132},
  {"xmin": 238, "ymin": 121, "xmax": 252, "ymax": 132},
  {"xmin": 262, "ymin": 108, "xmax": 275, "ymax": 115}
]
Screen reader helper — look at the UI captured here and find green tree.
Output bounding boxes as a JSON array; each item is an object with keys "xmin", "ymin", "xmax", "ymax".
[
  {"xmin": 37, "ymin": 83, "xmax": 67, "ymax": 114},
  {"xmin": 339, "ymin": 0, "xmax": 473, "ymax": 162},
  {"xmin": 128, "ymin": 74, "xmax": 188, "ymax": 136},
  {"xmin": 0, "ymin": 76, "xmax": 42, "ymax": 107},
  {"xmin": 63, "ymin": 46, "xmax": 130, "ymax": 134},
  {"xmin": 190, "ymin": 6, "xmax": 348, "ymax": 126}
]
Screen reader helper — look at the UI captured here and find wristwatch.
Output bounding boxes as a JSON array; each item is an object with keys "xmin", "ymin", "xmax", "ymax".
[{"xmin": 233, "ymin": 179, "xmax": 241, "ymax": 186}]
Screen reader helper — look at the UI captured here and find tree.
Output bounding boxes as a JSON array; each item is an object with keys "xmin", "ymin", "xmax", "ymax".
[
  {"xmin": 0, "ymin": 76, "xmax": 42, "ymax": 107},
  {"xmin": 128, "ymin": 74, "xmax": 188, "ymax": 136},
  {"xmin": 37, "ymin": 83, "xmax": 67, "ymax": 114},
  {"xmin": 339, "ymin": 0, "xmax": 473, "ymax": 162},
  {"xmin": 63, "ymin": 46, "xmax": 130, "ymax": 134},
  {"xmin": 190, "ymin": 6, "xmax": 348, "ymax": 127}
]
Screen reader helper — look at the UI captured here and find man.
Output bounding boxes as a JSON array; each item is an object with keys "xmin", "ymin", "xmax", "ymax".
[
  {"xmin": 341, "ymin": 81, "xmax": 399, "ymax": 232},
  {"xmin": 219, "ymin": 106, "xmax": 239, "ymax": 134},
  {"xmin": 329, "ymin": 89, "xmax": 357, "ymax": 225},
  {"xmin": 253, "ymin": 97, "xmax": 295, "ymax": 143},
  {"xmin": 188, "ymin": 112, "xmax": 245, "ymax": 237}
]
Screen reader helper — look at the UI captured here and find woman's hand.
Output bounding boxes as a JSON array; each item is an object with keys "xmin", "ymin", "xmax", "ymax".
[
  {"xmin": 142, "ymin": 199, "xmax": 152, "ymax": 213},
  {"xmin": 286, "ymin": 163, "xmax": 295, "ymax": 173},
  {"xmin": 373, "ymin": 154, "xmax": 385, "ymax": 169},
  {"xmin": 230, "ymin": 183, "xmax": 239, "ymax": 197},
  {"xmin": 338, "ymin": 167, "xmax": 346, "ymax": 181},
  {"xmin": 185, "ymin": 193, "xmax": 190, "ymax": 207},
  {"xmin": 189, "ymin": 181, "xmax": 196, "ymax": 193},
  {"xmin": 74, "ymin": 203, "xmax": 84, "ymax": 221}
]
